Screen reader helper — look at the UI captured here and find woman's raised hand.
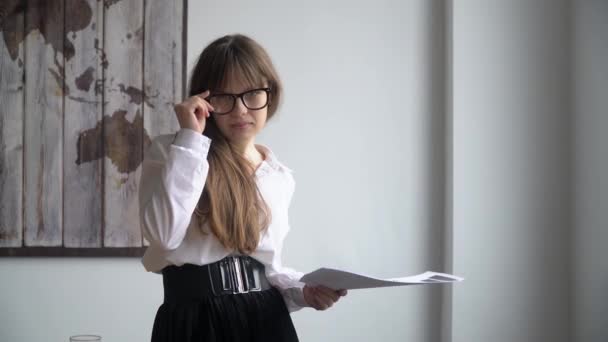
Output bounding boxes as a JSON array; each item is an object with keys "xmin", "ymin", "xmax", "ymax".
[{"xmin": 174, "ymin": 90, "xmax": 215, "ymax": 134}]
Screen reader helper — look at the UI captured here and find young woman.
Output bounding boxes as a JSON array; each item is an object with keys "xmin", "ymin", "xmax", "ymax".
[{"xmin": 139, "ymin": 34, "xmax": 347, "ymax": 342}]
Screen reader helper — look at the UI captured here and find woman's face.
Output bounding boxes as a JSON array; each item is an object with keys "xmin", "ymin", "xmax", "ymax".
[{"xmin": 210, "ymin": 73, "xmax": 268, "ymax": 146}]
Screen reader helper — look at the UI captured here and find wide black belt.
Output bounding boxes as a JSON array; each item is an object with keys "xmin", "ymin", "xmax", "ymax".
[{"xmin": 162, "ymin": 255, "xmax": 272, "ymax": 303}]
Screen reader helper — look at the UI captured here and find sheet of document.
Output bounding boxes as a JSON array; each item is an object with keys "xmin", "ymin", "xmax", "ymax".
[{"xmin": 300, "ymin": 268, "xmax": 464, "ymax": 290}]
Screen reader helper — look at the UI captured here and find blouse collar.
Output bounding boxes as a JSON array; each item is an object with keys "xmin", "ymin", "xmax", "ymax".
[{"xmin": 254, "ymin": 143, "xmax": 293, "ymax": 176}]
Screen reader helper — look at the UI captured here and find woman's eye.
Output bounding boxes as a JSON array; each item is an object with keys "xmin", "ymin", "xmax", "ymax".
[{"xmin": 210, "ymin": 95, "xmax": 231, "ymax": 104}]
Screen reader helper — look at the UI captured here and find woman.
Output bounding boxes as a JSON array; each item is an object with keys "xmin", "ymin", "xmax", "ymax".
[{"xmin": 139, "ymin": 34, "xmax": 347, "ymax": 342}]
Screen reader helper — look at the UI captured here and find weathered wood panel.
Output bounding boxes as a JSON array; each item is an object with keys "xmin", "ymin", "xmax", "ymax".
[
  {"xmin": 0, "ymin": 2, "xmax": 24, "ymax": 247},
  {"xmin": 23, "ymin": 0, "xmax": 64, "ymax": 246},
  {"xmin": 0, "ymin": 246, "xmax": 146, "ymax": 257},
  {"xmin": 0, "ymin": 0, "xmax": 185, "ymax": 255},
  {"xmin": 63, "ymin": 0, "xmax": 103, "ymax": 247},
  {"xmin": 142, "ymin": 0, "xmax": 184, "ymax": 246},
  {"xmin": 103, "ymin": 0, "xmax": 144, "ymax": 247}
]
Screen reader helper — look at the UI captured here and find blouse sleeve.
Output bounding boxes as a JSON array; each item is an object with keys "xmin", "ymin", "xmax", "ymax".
[
  {"xmin": 264, "ymin": 171, "xmax": 311, "ymax": 312},
  {"xmin": 138, "ymin": 128, "xmax": 211, "ymax": 251}
]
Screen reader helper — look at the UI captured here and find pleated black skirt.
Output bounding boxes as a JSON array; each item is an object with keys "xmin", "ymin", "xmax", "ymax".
[{"xmin": 151, "ymin": 263, "xmax": 299, "ymax": 342}]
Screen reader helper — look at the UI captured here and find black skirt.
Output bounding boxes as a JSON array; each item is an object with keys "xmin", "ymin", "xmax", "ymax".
[{"xmin": 151, "ymin": 263, "xmax": 299, "ymax": 342}]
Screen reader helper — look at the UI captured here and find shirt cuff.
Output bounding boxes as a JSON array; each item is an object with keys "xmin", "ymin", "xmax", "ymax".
[
  {"xmin": 283, "ymin": 284, "xmax": 310, "ymax": 312},
  {"xmin": 291, "ymin": 284, "xmax": 309, "ymax": 308},
  {"xmin": 172, "ymin": 128, "xmax": 211, "ymax": 155}
]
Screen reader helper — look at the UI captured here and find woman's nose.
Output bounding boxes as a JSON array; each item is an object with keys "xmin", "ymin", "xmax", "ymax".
[{"xmin": 231, "ymin": 98, "xmax": 248, "ymax": 115}]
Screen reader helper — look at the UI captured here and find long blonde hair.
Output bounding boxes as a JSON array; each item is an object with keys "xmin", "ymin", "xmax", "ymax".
[{"xmin": 188, "ymin": 34, "xmax": 283, "ymax": 253}]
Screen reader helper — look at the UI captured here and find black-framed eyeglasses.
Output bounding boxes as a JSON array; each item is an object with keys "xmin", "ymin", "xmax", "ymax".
[{"xmin": 206, "ymin": 87, "xmax": 272, "ymax": 115}]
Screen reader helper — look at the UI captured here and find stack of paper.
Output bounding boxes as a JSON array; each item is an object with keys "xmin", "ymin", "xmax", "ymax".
[{"xmin": 300, "ymin": 268, "xmax": 464, "ymax": 290}]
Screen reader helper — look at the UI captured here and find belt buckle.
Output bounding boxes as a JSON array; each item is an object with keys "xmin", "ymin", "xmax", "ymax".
[
  {"xmin": 241, "ymin": 257, "xmax": 262, "ymax": 292},
  {"xmin": 209, "ymin": 256, "xmax": 261, "ymax": 295},
  {"xmin": 208, "ymin": 259, "xmax": 227, "ymax": 296},
  {"xmin": 231, "ymin": 256, "xmax": 248, "ymax": 294}
]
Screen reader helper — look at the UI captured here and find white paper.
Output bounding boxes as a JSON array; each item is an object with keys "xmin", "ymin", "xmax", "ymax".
[{"xmin": 300, "ymin": 268, "xmax": 464, "ymax": 290}]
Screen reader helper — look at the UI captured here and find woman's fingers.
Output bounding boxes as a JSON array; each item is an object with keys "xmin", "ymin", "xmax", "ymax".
[
  {"xmin": 307, "ymin": 287, "xmax": 328, "ymax": 310},
  {"xmin": 173, "ymin": 90, "xmax": 215, "ymax": 133},
  {"xmin": 197, "ymin": 90, "xmax": 210, "ymax": 99},
  {"xmin": 194, "ymin": 98, "xmax": 213, "ymax": 118},
  {"xmin": 317, "ymin": 292, "xmax": 337, "ymax": 306},
  {"xmin": 314, "ymin": 286, "xmax": 344, "ymax": 310},
  {"xmin": 198, "ymin": 94, "xmax": 214, "ymax": 114},
  {"xmin": 206, "ymin": 101, "xmax": 215, "ymax": 113},
  {"xmin": 304, "ymin": 285, "xmax": 347, "ymax": 311},
  {"xmin": 192, "ymin": 102, "xmax": 206, "ymax": 120},
  {"xmin": 312, "ymin": 288, "xmax": 332, "ymax": 310},
  {"xmin": 316, "ymin": 285, "xmax": 341, "ymax": 302},
  {"xmin": 303, "ymin": 286, "xmax": 320, "ymax": 310}
]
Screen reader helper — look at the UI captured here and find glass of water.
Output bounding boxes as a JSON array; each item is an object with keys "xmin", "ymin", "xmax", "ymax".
[{"xmin": 70, "ymin": 335, "xmax": 101, "ymax": 342}]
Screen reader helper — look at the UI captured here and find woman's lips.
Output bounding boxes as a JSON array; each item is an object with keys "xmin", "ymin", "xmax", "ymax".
[{"xmin": 231, "ymin": 122, "xmax": 253, "ymax": 129}]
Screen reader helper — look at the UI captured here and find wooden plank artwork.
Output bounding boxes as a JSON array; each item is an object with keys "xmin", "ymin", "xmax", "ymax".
[
  {"xmin": 0, "ymin": 0, "xmax": 24, "ymax": 248},
  {"xmin": 64, "ymin": 0, "xmax": 103, "ymax": 248},
  {"xmin": 23, "ymin": 0, "xmax": 64, "ymax": 247},
  {"xmin": 0, "ymin": 0, "xmax": 186, "ymax": 256},
  {"xmin": 142, "ymin": 0, "xmax": 183, "ymax": 246}
]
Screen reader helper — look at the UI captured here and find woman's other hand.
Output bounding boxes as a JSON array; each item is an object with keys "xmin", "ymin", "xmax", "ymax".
[{"xmin": 303, "ymin": 285, "xmax": 348, "ymax": 311}]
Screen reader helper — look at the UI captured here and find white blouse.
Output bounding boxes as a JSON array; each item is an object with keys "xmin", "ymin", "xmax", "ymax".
[{"xmin": 139, "ymin": 128, "xmax": 308, "ymax": 312}]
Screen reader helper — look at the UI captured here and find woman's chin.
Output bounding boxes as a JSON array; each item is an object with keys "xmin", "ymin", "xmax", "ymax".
[{"xmin": 226, "ymin": 132, "xmax": 255, "ymax": 145}]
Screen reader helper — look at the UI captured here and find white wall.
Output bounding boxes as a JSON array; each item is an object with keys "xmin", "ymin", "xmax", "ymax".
[
  {"xmin": 572, "ymin": 1, "xmax": 608, "ymax": 341},
  {"xmin": 451, "ymin": 1, "xmax": 572, "ymax": 341},
  {"xmin": 0, "ymin": 259, "xmax": 161, "ymax": 341}
]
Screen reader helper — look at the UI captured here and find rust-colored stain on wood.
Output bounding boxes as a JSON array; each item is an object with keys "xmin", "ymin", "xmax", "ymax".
[
  {"xmin": 118, "ymin": 83, "xmax": 156, "ymax": 108},
  {"xmin": 75, "ymin": 120, "xmax": 104, "ymax": 167},
  {"xmin": 93, "ymin": 38, "xmax": 109, "ymax": 70},
  {"xmin": 77, "ymin": 110, "xmax": 151, "ymax": 174},
  {"xmin": 104, "ymin": 109, "xmax": 151, "ymax": 173},
  {"xmin": 103, "ymin": 0, "xmax": 124, "ymax": 10},
  {"xmin": 75, "ymin": 66, "xmax": 95, "ymax": 91},
  {"xmin": 0, "ymin": 230, "xmax": 19, "ymax": 242},
  {"xmin": 0, "ymin": 0, "xmax": 24, "ymax": 60},
  {"xmin": 0, "ymin": 0, "xmax": 92, "ymax": 61}
]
